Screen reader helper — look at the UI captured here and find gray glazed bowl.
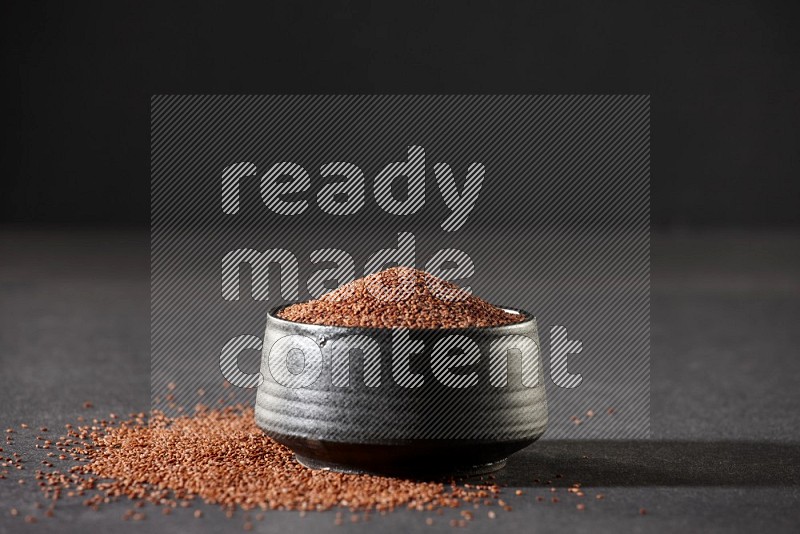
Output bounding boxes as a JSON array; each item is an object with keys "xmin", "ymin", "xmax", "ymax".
[{"xmin": 255, "ymin": 304, "xmax": 547, "ymax": 476}]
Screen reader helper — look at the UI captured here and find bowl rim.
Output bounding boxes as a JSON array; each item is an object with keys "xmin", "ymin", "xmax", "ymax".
[{"xmin": 266, "ymin": 302, "xmax": 537, "ymax": 335}]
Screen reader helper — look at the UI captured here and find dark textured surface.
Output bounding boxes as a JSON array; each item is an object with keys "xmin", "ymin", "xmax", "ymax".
[{"xmin": 1, "ymin": 227, "xmax": 800, "ymax": 532}]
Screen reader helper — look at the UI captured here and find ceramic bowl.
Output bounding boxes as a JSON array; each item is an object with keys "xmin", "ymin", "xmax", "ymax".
[{"xmin": 255, "ymin": 304, "xmax": 547, "ymax": 476}]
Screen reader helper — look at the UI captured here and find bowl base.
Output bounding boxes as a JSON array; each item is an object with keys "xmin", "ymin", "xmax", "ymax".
[
  {"xmin": 295, "ymin": 454, "xmax": 507, "ymax": 477},
  {"xmin": 262, "ymin": 430, "xmax": 538, "ymax": 478}
]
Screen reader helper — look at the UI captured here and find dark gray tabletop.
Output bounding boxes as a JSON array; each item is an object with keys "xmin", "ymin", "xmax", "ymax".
[{"xmin": 1, "ymin": 228, "xmax": 799, "ymax": 533}]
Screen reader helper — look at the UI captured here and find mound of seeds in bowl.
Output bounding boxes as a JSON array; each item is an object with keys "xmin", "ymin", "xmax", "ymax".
[
  {"xmin": 26, "ymin": 404, "xmax": 500, "ymax": 518},
  {"xmin": 278, "ymin": 267, "xmax": 525, "ymax": 329}
]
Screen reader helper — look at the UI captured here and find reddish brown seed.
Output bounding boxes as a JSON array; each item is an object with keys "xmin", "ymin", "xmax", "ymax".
[
  {"xmin": 586, "ymin": 410, "xmax": 595, "ymax": 418},
  {"xmin": 551, "ymin": 497, "xmax": 559, "ymax": 503},
  {"xmin": 278, "ymin": 268, "xmax": 525, "ymax": 329},
  {"xmin": 515, "ymin": 489, "xmax": 524, "ymax": 496},
  {"xmin": 639, "ymin": 508, "xmax": 648, "ymax": 515},
  {"xmin": 576, "ymin": 503, "xmax": 586, "ymax": 511},
  {"xmin": 83, "ymin": 402, "xmax": 93, "ymax": 409},
  {"xmin": 25, "ymin": 403, "xmax": 501, "ymax": 519},
  {"xmin": 596, "ymin": 494, "xmax": 605, "ymax": 500},
  {"xmin": 194, "ymin": 510, "xmax": 203, "ymax": 518},
  {"xmin": 607, "ymin": 408, "xmax": 616, "ymax": 415},
  {"xmin": 536, "ymin": 496, "xmax": 544, "ymax": 502},
  {"xmin": 20, "ymin": 424, "xmax": 29, "ymax": 429},
  {"xmin": 40, "ymin": 427, "xmax": 48, "ymax": 432}
]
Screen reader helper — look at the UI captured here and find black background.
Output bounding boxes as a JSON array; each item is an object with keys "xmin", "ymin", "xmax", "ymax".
[{"xmin": 2, "ymin": 0, "xmax": 798, "ymax": 228}]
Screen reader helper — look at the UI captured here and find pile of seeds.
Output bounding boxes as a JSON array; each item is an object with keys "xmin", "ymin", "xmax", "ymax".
[
  {"xmin": 25, "ymin": 405, "xmax": 500, "ymax": 518},
  {"xmin": 278, "ymin": 267, "xmax": 525, "ymax": 329}
]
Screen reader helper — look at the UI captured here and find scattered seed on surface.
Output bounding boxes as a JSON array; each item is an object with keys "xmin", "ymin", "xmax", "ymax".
[{"xmin": 24, "ymin": 404, "xmax": 499, "ymax": 520}]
